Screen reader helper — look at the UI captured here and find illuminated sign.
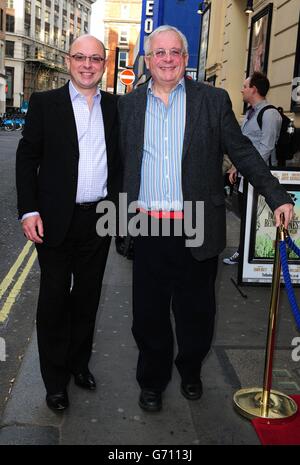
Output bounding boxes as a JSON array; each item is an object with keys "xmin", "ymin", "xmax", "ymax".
[{"xmin": 139, "ymin": 0, "xmax": 163, "ymax": 55}]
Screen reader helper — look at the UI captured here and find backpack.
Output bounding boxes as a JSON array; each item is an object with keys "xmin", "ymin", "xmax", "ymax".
[{"xmin": 256, "ymin": 105, "xmax": 296, "ymax": 161}]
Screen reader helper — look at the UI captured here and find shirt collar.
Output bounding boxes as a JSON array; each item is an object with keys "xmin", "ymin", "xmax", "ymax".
[
  {"xmin": 253, "ymin": 99, "xmax": 267, "ymax": 111},
  {"xmin": 147, "ymin": 77, "xmax": 185, "ymax": 95},
  {"xmin": 68, "ymin": 79, "xmax": 101, "ymax": 102}
]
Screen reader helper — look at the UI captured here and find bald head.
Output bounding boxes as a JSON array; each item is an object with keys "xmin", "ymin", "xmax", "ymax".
[{"xmin": 69, "ymin": 34, "xmax": 106, "ymax": 59}]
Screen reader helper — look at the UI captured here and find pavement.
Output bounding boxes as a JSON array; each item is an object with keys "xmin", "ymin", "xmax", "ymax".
[{"xmin": 0, "ymin": 207, "xmax": 299, "ymax": 446}]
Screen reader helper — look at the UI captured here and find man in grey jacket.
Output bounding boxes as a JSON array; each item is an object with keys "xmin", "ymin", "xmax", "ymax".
[{"xmin": 119, "ymin": 26, "xmax": 293, "ymax": 412}]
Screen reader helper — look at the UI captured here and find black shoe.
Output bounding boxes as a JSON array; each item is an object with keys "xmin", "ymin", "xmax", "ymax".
[
  {"xmin": 46, "ymin": 390, "xmax": 69, "ymax": 411},
  {"xmin": 74, "ymin": 371, "xmax": 96, "ymax": 390},
  {"xmin": 139, "ymin": 389, "xmax": 162, "ymax": 412},
  {"xmin": 181, "ymin": 381, "xmax": 203, "ymax": 400}
]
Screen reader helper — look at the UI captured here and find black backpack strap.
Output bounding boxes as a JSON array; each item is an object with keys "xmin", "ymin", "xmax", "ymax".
[{"xmin": 256, "ymin": 105, "xmax": 277, "ymax": 129}]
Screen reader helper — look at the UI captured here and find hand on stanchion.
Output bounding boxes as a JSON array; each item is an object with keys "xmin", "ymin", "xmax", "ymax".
[
  {"xmin": 233, "ymin": 210, "xmax": 298, "ymax": 421},
  {"xmin": 273, "ymin": 203, "xmax": 294, "ymax": 229}
]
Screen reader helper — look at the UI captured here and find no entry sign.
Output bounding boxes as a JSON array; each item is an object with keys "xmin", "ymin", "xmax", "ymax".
[{"xmin": 119, "ymin": 69, "xmax": 135, "ymax": 86}]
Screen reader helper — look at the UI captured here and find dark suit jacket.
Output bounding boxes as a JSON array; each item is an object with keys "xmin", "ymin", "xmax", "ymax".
[
  {"xmin": 118, "ymin": 77, "xmax": 292, "ymax": 261},
  {"xmin": 16, "ymin": 83, "xmax": 121, "ymax": 247}
]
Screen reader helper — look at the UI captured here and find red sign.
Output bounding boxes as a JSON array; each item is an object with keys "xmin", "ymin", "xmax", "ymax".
[{"xmin": 119, "ymin": 69, "xmax": 135, "ymax": 86}]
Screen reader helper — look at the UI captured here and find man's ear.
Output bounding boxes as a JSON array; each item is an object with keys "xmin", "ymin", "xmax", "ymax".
[{"xmin": 144, "ymin": 56, "xmax": 150, "ymax": 70}]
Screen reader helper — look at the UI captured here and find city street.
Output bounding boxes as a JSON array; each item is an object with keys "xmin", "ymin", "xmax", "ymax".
[
  {"xmin": 0, "ymin": 131, "xmax": 39, "ymax": 418},
  {"xmin": 0, "ymin": 130, "xmax": 300, "ymax": 446}
]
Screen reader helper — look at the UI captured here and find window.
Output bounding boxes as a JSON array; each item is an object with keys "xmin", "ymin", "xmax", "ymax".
[
  {"xmin": 45, "ymin": 0, "xmax": 51, "ymax": 7},
  {"xmin": 118, "ymin": 51, "xmax": 128, "ymax": 69},
  {"xmin": 121, "ymin": 5, "xmax": 130, "ymax": 19},
  {"xmin": 117, "ymin": 80, "xmax": 125, "ymax": 95},
  {"xmin": 44, "ymin": 30, "xmax": 49, "ymax": 45},
  {"xmin": 25, "ymin": 0, "xmax": 31, "ymax": 14},
  {"xmin": 6, "ymin": 1, "xmax": 14, "ymax": 9},
  {"xmin": 24, "ymin": 22, "xmax": 30, "ymax": 36},
  {"xmin": 54, "ymin": 14, "xmax": 59, "ymax": 27},
  {"xmin": 0, "ymin": 9, "xmax": 3, "ymax": 31},
  {"xmin": 45, "ymin": 9, "xmax": 51, "ymax": 22},
  {"xmin": 119, "ymin": 28, "xmax": 128, "ymax": 45},
  {"xmin": 35, "ymin": 5, "xmax": 41, "ymax": 19},
  {"xmin": 54, "ymin": 27, "xmax": 59, "ymax": 46},
  {"xmin": 61, "ymin": 31, "xmax": 66, "ymax": 50},
  {"xmin": 23, "ymin": 43, "xmax": 30, "ymax": 59},
  {"xmin": 5, "ymin": 41, "xmax": 14, "ymax": 58},
  {"xmin": 6, "ymin": 14, "xmax": 15, "ymax": 32},
  {"xmin": 5, "ymin": 67, "xmax": 14, "ymax": 107},
  {"xmin": 35, "ymin": 21, "xmax": 41, "ymax": 40}
]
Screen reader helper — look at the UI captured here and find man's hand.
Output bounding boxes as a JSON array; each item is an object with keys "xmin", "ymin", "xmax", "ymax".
[
  {"xmin": 227, "ymin": 166, "xmax": 237, "ymax": 184},
  {"xmin": 273, "ymin": 203, "xmax": 294, "ymax": 229},
  {"xmin": 22, "ymin": 215, "xmax": 44, "ymax": 243}
]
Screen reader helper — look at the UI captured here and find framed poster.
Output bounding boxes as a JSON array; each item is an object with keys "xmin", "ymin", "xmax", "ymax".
[
  {"xmin": 197, "ymin": 4, "xmax": 211, "ymax": 82},
  {"xmin": 246, "ymin": 3, "xmax": 273, "ymax": 77},
  {"xmin": 238, "ymin": 169, "xmax": 300, "ymax": 285}
]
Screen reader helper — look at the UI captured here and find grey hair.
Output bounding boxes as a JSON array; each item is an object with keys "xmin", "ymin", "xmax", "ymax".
[{"xmin": 144, "ymin": 25, "xmax": 189, "ymax": 56}]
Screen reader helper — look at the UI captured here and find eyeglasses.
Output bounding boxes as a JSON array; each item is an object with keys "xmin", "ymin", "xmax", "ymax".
[
  {"xmin": 147, "ymin": 48, "xmax": 186, "ymax": 59},
  {"xmin": 70, "ymin": 53, "xmax": 105, "ymax": 64}
]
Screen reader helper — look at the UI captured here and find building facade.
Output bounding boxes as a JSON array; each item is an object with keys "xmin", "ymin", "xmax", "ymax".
[
  {"xmin": 200, "ymin": 0, "xmax": 300, "ymax": 123},
  {"xmin": 100, "ymin": 0, "xmax": 142, "ymax": 93},
  {"xmin": 5, "ymin": 0, "xmax": 94, "ymax": 111},
  {"xmin": 0, "ymin": 0, "xmax": 5, "ymax": 113}
]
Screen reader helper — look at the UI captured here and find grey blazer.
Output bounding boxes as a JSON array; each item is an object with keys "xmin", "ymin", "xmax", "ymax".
[{"xmin": 118, "ymin": 77, "xmax": 291, "ymax": 261}]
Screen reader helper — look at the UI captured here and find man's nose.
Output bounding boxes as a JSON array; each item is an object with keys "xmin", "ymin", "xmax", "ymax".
[
  {"xmin": 164, "ymin": 51, "xmax": 173, "ymax": 61},
  {"xmin": 83, "ymin": 57, "xmax": 93, "ymax": 65}
]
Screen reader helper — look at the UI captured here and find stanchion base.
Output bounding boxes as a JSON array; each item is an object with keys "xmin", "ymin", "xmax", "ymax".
[{"xmin": 233, "ymin": 387, "xmax": 298, "ymax": 421}]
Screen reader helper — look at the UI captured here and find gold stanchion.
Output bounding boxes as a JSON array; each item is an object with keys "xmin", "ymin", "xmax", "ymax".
[{"xmin": 233, "ymin": 221, "xmax": 298, "ymax": 421}]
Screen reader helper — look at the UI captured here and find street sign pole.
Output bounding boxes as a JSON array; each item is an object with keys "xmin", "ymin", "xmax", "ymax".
[{"xmin": 113, "ymin": 47, "xmax": 119, "ymax": 95}]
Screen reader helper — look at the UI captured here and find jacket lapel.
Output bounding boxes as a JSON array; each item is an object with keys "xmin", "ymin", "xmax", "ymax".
[
  {"xmin": 100, "ymin": 91, "xmax": 116, "ymax": 144},
  {"xmin": 133, "ymin": 85, "xmax": 148, "ymax": 166},
  {"xmin": 53, "ymin": 83, "xmax": 79, "ymax": 155},
  {"xmin": 182, "ymin": 78, "xmax": 205, "ymax": 161}
]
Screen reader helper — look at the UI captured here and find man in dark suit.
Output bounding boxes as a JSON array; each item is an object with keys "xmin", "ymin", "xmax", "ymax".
[
  {"xmin": 16, "ymin": 35, "xmax": 121, "ymax": 411},
  {"xmin": 118, "ymin": 25, "xmax": 293, "ymax": 412}
]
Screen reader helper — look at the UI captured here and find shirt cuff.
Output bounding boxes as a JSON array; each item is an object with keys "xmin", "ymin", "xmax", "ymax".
[{"xmin": 21, "ymin": 212, "xmax": 40, "ymax": 222}]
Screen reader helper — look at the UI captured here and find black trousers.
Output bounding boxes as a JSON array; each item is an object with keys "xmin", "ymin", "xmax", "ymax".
[
  {"xmin": 36, "ymin": 206, "xmax": 111, "ymax": 394},
  {"xmin": 132, "ymin": 222, "xmax": 218, "ymax": 392}
]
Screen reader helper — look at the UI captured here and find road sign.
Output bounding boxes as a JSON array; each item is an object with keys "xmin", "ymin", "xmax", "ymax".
[{"xmin": 119, "ymin": 69, "xmax": 135, "ymax": 86}]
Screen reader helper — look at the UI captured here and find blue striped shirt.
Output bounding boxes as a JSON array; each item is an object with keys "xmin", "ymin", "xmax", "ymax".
[
  {"xmin": 69, "ymin": 80, "xmax": 108, "ymax": 203},
  {"xmin": 138, "ymin": 78, "xmax": 186, "ymax": 211}
]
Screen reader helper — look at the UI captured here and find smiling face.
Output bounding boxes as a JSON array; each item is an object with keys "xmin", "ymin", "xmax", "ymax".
[
  {"xmin": 66, "ymin": 35, "xmax": 106, "ymax": 94},
  {"xmin": 144, "ymin": 30, "xmax": 188, "ymax": 89}
]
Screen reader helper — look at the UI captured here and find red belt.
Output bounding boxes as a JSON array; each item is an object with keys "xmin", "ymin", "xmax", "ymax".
[{"xmin": 139, "ymin": 208, "xmax": 184, "ymax": 219}]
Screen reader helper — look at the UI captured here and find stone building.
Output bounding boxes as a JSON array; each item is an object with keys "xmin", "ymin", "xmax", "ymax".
[
  {"xmin": 199, "ymin": 0, "xmax": 300, "ymax": 122},
  {"xmin": 5, "ymin": 0, "xmax": 94, "ymax": 110}
]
